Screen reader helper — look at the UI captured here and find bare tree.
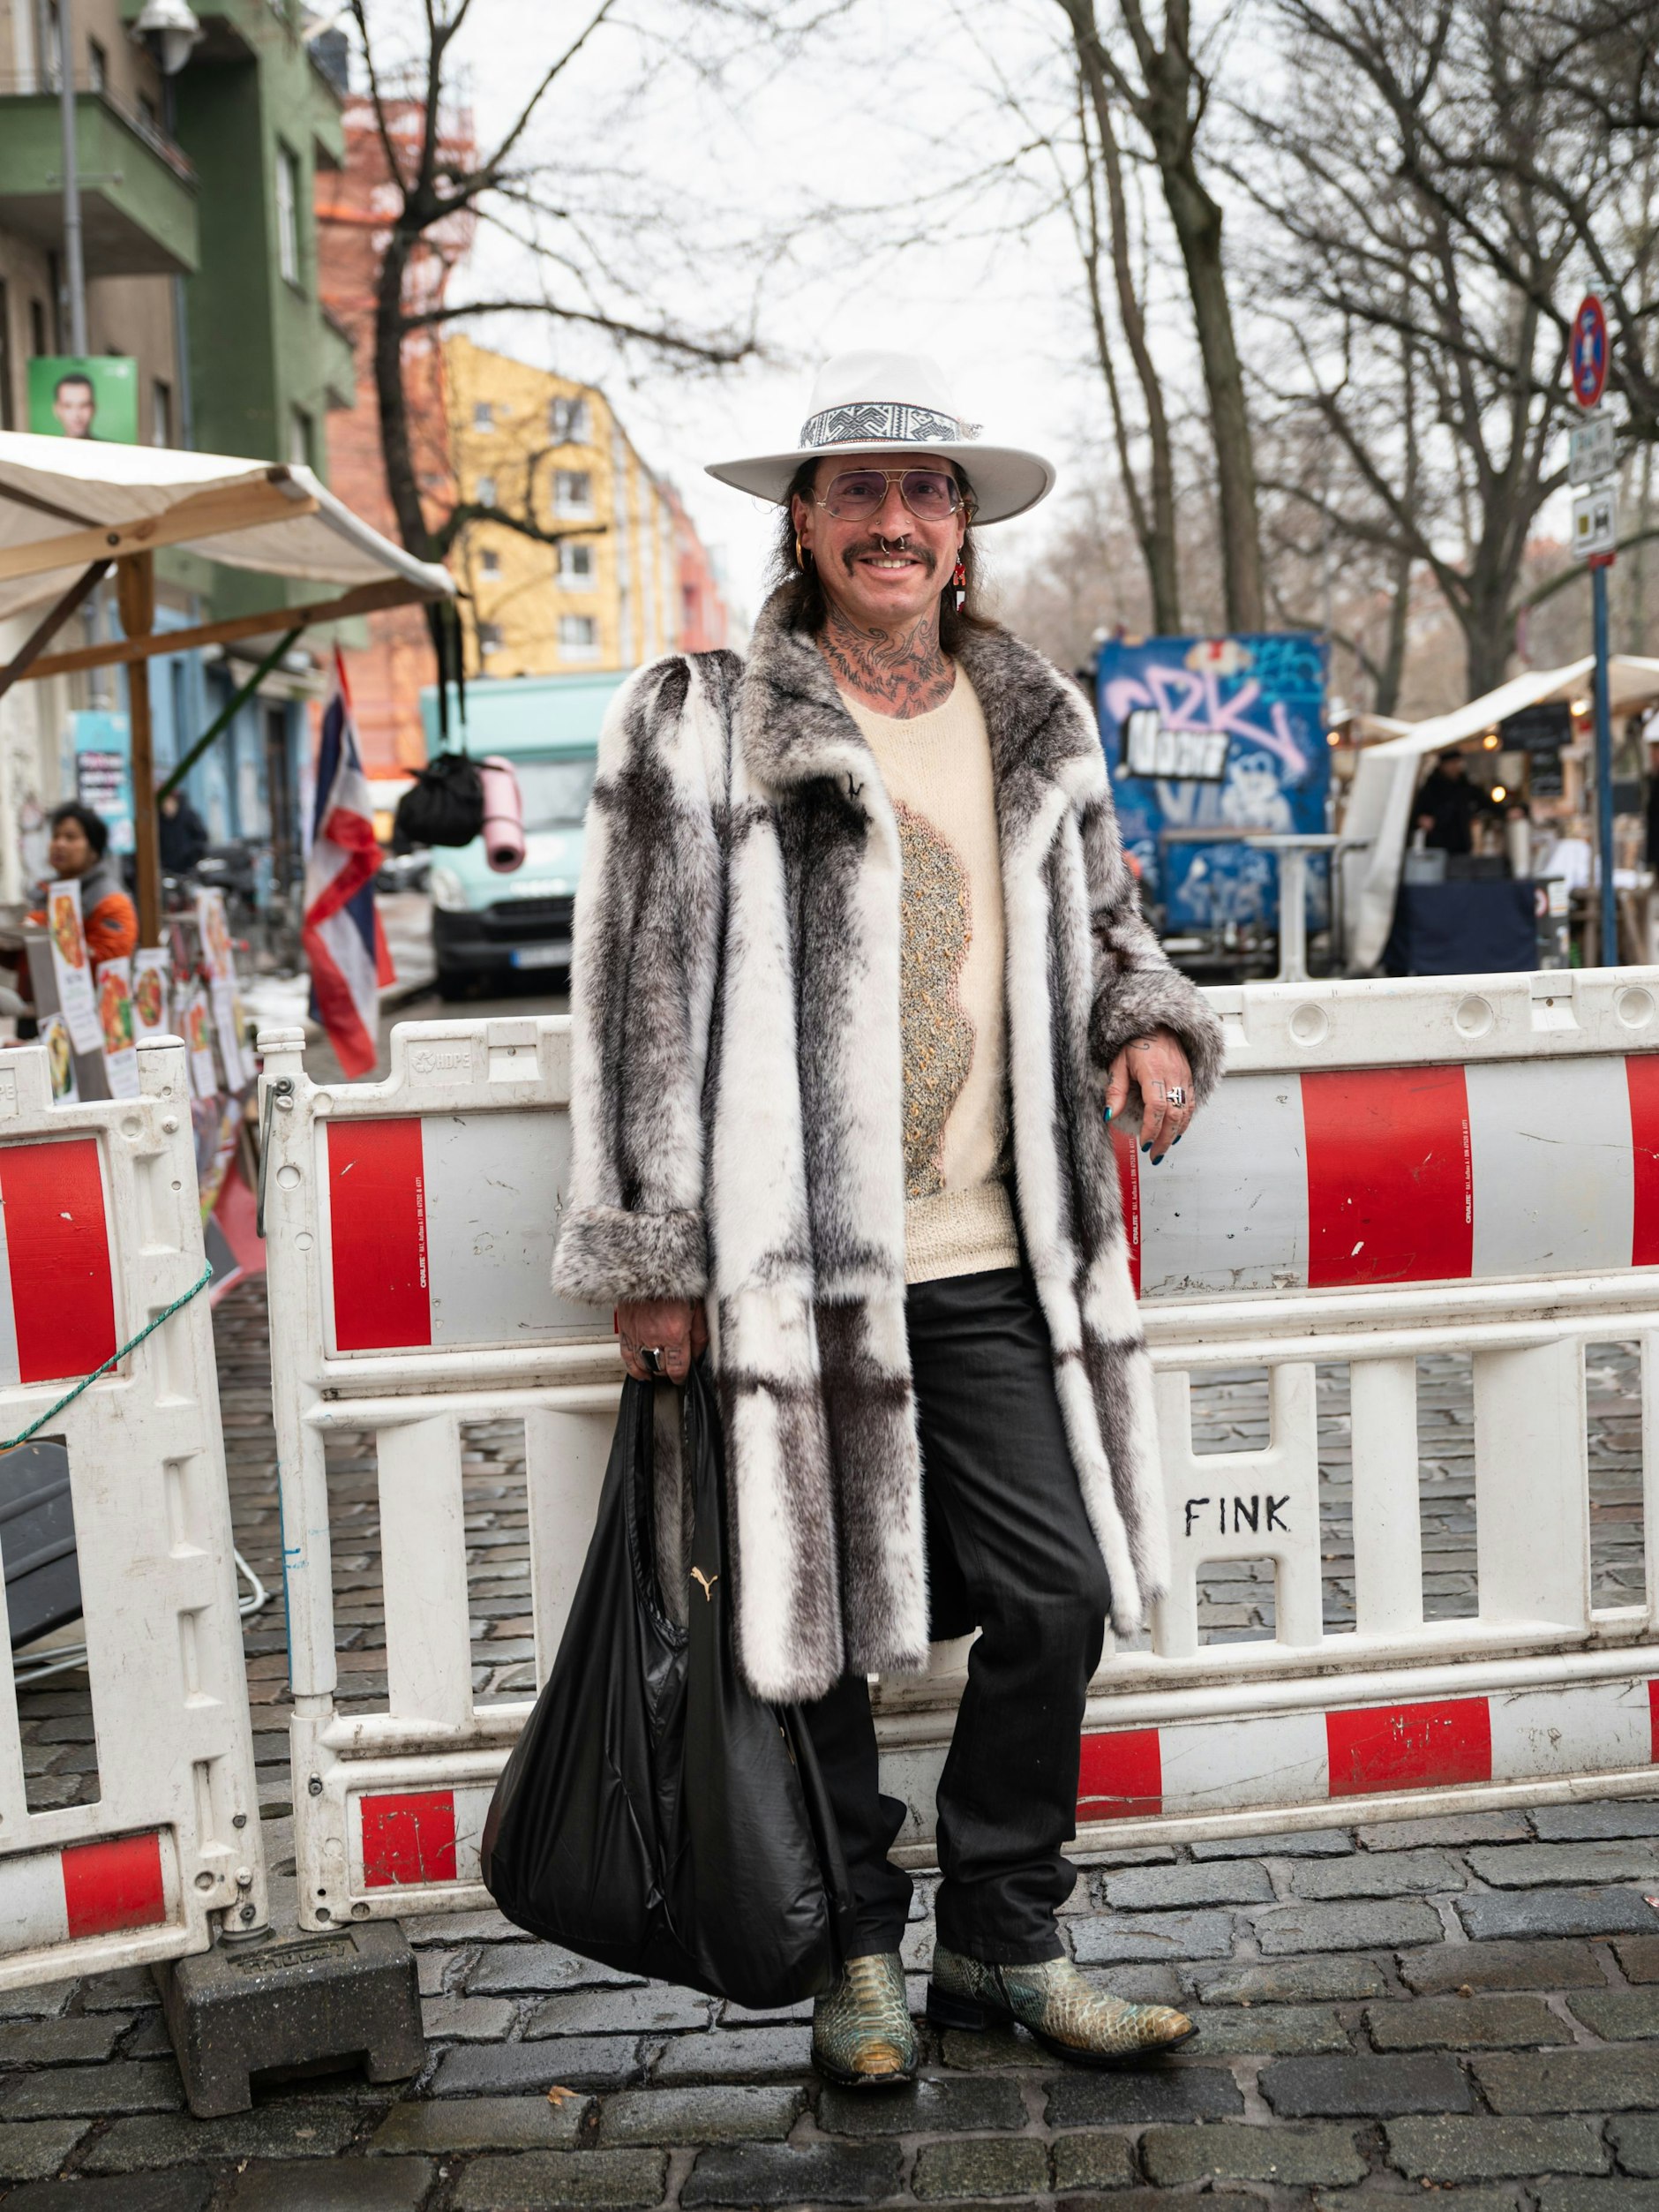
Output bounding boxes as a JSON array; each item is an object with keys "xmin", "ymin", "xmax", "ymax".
[
  {"xmin": 1055, "ymin": 0, "xmax": 1265, "ymax": 630},
  {"xmin": 347, "ymin": 0, "xmax": 772, "ymax": 586},
  {"xmin": 1235, "ymin": 0, "xmax": 1582, "ymax": 696}
]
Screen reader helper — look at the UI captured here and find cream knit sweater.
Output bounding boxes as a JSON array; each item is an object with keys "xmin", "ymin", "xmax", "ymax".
[{"xmin": 842, "ymin": 673, "xmax": 1021, "ymax": 1283}]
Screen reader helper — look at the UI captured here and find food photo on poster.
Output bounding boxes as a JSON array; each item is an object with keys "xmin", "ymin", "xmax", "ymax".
[
  {"xmin": 132, "ymin": 947, "xmax": 170, "ymax": 1038},
  {"xmin": 38, "ymin": 1012, "xmax": 78, "ymax": 1104},
  {"xmin": 95, "ymin": 957, "xmax": 141, "ymax": 1100}
]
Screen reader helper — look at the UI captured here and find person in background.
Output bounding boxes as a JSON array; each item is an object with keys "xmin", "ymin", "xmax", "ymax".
[
  {"xmin": 1415, "ymin": 749, "xmax": 1493, "ymax": 856},
  {"xmin": 158, "ymin": 787, "xmax": 209, "ymax": 877},
  {"xmin": 36, "ymin": 803, "xmax": 139, "ymax": 960},
  {"xmin": 1646, "ymin": 734, "xmax": 1659, "ymax": 871}
]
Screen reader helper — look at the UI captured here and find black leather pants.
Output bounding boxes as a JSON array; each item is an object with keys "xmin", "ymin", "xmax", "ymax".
[{"xmin": 799, "ymin": 1266, "xmax": 1111, "ymax": 1967}]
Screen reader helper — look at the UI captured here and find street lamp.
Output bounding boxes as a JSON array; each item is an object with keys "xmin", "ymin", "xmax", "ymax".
[{"xmin": 131, "ymin": 0, "xmax": 202, "ymax": 77}]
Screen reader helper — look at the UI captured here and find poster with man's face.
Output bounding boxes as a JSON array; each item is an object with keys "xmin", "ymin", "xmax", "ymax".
[{"xmin": 26, "ymin": 357, "xmax": 139, "ymax": 444}]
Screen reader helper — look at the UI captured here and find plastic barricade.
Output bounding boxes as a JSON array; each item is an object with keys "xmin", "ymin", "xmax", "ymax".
[
  {"xmin": 261, "ymin": 971, "xmax": 1659, "ymax": 1918},
  {"xmin": 0, "ymin": 1039, "xmax": 266, "ymax": 1989}
]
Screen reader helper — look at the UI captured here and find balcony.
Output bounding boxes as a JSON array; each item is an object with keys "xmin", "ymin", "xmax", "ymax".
[{"xmin": 0, "ymin": 79, "xmax": 198, "ymax": 276}]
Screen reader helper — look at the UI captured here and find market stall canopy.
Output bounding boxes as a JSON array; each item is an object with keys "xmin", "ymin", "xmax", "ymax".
[
  {"xmin": 1340, "ymin": 655, "xmax": 1659, "ymax": 972},
  {"xmin": 0, "ymin": 433, "xmax": 452, "ymax": 621}
]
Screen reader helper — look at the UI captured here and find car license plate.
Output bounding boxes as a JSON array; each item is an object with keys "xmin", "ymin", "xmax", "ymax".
[{"xmin": 509, "ymin": 945, "xmax": 568, "ymax": 969}]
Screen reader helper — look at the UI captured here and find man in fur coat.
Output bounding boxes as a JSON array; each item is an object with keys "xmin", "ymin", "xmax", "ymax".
[{"xmin": 552, "ymin": 351, "xmax": 1225, "ymax": 2086}]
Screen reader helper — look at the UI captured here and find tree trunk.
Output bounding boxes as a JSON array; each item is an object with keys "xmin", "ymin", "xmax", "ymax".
[
  {"xmin": 373, "ymin": 217, "xmax": 435, "ymax": 565},
  {"xmin": 1066, "ymin": 18, "xmax": 1182, "ymax": 632},
  {"xmin": 1159, "ymin": 159, "xmax": 1264, "ymax": 632},
  {"xmin": 1375, "ymin": 545, "xmax": 1411, "ymax": 718}
]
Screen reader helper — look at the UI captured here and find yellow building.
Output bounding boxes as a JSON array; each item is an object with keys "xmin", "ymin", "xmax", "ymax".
[{"xmin": 443, "ymin": 335, "xmax": 710, "ymax": 677}]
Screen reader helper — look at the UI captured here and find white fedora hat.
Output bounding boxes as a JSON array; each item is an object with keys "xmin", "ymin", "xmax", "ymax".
[{"xmin": 705, "ymin": 348, "xmax": 1055, "ymax": 526}]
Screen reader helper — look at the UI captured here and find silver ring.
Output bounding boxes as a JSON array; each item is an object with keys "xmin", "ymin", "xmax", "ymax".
[
  {"xmin": 640, "ymin": 1345, "xmax": 665, "ymax": 1377},
  {"xmin": 1167, "ymin": 1086, "xmax": 1187, "ymax": 1108}
]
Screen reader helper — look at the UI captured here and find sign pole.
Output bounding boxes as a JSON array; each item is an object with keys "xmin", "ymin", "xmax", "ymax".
[
  {"xmin": 1570, "ymin": 294, "xmax": 1617, "ymax": 967},
  {"xmin": 1592, "ymin": 554, "xmax": 1618, "ymax": 967}
]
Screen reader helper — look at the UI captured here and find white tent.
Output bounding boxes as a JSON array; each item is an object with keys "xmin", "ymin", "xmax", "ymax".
[
  {"xmin": 0, "ymin": 432, "xmax": 450, "ymax": 624},
  {"xmin": 1340, "ymin": 656, "xmax": 1659, "ymax": 971},
  {"xmin": 0, "ymin": 431, "xmax": 454, "ymax": 944}
]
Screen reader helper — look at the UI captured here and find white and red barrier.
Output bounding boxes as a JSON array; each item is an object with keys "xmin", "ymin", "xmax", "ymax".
[
  {"xmin": 259, "ymin": 970, "xmax": 1659, "ymax": 1915},
  {"xmin": 0, "ymin": 1041, "xmax": 267, "ymax": 1988}
]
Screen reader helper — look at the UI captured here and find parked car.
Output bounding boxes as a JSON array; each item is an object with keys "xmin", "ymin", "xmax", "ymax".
[{"xmin": 417, "ymin": 670, "xmax": 627, "ymax": 997}]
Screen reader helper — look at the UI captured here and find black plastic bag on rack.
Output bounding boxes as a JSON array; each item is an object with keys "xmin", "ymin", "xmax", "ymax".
[{"xmin": 481, "ymin": 1359, "xmax": 856, "ymax": 2009}]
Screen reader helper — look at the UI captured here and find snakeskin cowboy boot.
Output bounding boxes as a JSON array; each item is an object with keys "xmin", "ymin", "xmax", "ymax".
[
  {"xmin": 927, "ymin": 1944, "xmax": 1197, "ymax": 2065},
  {"xmin": 812, "ymin": 1952, "xmax": 918, "ymax": 2088}
]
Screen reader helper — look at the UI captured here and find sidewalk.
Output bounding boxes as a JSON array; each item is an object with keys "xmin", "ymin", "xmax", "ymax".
[{"xmin": 2, "ymin": 1288, "xmax": 1656, "ymax": 2208}]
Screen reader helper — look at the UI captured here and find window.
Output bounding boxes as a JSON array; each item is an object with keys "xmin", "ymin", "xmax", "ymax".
[
  {"xmin": 557, "ymin": 541, "xmax": 594, "ymax": 584},
  {"xmin": 549, "ymin": 395, "xmax": 590, "ymax": 445},
  {"xmin": 514, "ymin": 756, "xmax": 598, "ymax": 830},
  {"xmin": 559, "ymin": 614, "xmax": 599, "ymax": 659},
  {"xmin": 274, "ymin": 142, "xmax": 302, "ymax": 288},
  {"xmin": 151, "ymin": 378, "xmax": 173, "ymax": 448},
  {"xmin": 554, "ymin": 470, "xmax": 593, "ymax": 515},
  {"xmin": 87, "ymin": 38, "xmax": 107, "ymax": 90},
  {"xmin": 477, "ymin": 621, "xmax": 503, "ymax": 657},
  {"xmin": 288, "ymin": 406, "xmax": 312, "ymax": 468},
  {"xmin": 478, "ymin": 545, "xmax": 500, "ymax": 576},
  {"xmin": 472, "ymin": 401, "xmax": 492, "ymax": 431},
  {"xmin": 474, "ymin": 474, "xmax": 496, "ymax": 507},
  {"xmin": 29, "ymin": 298, "xmax": 47, "ymax": 358}
]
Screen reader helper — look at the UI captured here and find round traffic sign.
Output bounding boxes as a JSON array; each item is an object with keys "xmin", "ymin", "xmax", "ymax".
[{"xmin": 1573, "ymin": 294, "xmax": 1610, "ymax": 408}]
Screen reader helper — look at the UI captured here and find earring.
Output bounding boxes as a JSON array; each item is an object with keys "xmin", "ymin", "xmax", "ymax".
[
  {"xmin": 796, "ymin": 533, "xmax": 813, "ymax": 570},
  {"xmin": 950, "ymin": 558, "xmax": 966, "ymax": 613}
]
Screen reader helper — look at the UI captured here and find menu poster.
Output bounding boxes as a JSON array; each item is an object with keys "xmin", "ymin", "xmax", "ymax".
[
  {"xmin": 40, "ymin": 1012, "xmax": 79, "ymax": 1104},
  {"xmin": 196, "ymin": 887, "xmax": 235, "ymax": 984},
  {"xmin": 131, "ymin": 948, "xmax": 170, "ymax": 1040},
  {"xmin": 45, "ymin": 879, "xmax": 101, "ymax": 1053},
  {"xmin": 209, "ymin": 979, "xmax": 246, "ymax": 1090},
  {"xmin": 183, "ymin": 983, "xmax": 219, "ymax": 1099},
  {"xmin": 94, "ymin": 958, "xmax": 140, "ymax": 1100}
]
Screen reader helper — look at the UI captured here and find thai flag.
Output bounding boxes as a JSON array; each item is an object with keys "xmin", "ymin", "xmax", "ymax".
[{"xmin": 303, "ymin": 652, "xmax": 394, "ymax": 1079}]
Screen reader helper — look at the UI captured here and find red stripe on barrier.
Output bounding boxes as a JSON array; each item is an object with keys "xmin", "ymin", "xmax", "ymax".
[
  {"xmin": 1077, "ymin": 1728, "xmax": 1162, "ymax": 1820},
  {"xmin": 1648, "ymin": 1680, "xmax": 1659, "ymax": 1764},
  {"xmin": 61, "ymin": 1832, "xmax": 167, "ymax": 1940},
  {"xmin": 1112, "ymin": 1125, "xmax": 1140, "ymax": 1297},
  {"xmin": 1302, "ymin": 1066, "xmax": 1473, "ymax": 1288},
  {"xmin": 0, "ymin": 1139, "xmax": 117, "ymax": 1386},
  {"xmin": 327, "ymin": 1119, "xmax": 431, "ymax": 1353},
  {"xmin": 1628, "ymin": 1057, "xmax": 1659, "ymax": 1267},
  {"xmin": 1326, "ymin": 1698, "xmax": 1492, "ymax": 1797},
  {"xmin": 361, "ymin": 1790, "xmax": 457, "ymax": 1887}
]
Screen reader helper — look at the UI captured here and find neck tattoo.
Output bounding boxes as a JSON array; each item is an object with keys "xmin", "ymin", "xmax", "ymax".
[{"xmin": 816, "ymin": 596, "xmax": 954, "ymax": 719}]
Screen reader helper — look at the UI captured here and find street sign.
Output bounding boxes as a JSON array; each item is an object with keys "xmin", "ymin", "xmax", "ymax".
[
  {"xmin": 1573, "ymin": 294, "xmax": 1610, "ymax": 409},
  {"xmin": 1569, "ymin": 411, "xmax": 1616, "ymax": 485},
  {"xmin": 1573, "ymin": 478, "xmax": 1618, "ymax": 560}
]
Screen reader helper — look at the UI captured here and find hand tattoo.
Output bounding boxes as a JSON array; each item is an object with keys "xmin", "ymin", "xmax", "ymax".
[{"xmin": 816, "ymin": 598, "xmax": 955, "ymax": 719}]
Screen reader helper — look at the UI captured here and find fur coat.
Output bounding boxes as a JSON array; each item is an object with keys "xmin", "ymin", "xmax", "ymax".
[{"xmin": 552, "ymin": 590, "xmax": 1225, "ymax": 1703}]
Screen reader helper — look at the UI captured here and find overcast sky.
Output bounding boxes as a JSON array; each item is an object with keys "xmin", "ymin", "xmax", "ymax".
[{"xmin": 404, "ymin": 0, "xmax": 1113, "ymax": 625}]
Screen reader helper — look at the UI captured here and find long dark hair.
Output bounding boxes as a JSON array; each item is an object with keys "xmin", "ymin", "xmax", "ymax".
[{"xmin": 769, "ymin": 458, "xmax": 995, "ymax": 649}]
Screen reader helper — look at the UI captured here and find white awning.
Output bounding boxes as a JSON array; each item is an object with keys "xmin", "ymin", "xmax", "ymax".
[
  {"xmin": 0, "ymin": 432, "xmax": 453, "ymax": 624},
  {"xmin": 1341, "ymin": 657, "xmax": 1659, "ymax": 971}
]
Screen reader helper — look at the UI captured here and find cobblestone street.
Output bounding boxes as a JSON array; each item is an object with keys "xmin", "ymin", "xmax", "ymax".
[{"xmin": 3, "ymin": 1283, "xmax": 1658, "ymax": 2209}]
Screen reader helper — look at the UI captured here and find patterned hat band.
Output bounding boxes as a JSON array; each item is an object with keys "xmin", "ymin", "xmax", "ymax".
[{"xmin": 799, "ymin": 401, "xmax": 982, "ymax": 450}]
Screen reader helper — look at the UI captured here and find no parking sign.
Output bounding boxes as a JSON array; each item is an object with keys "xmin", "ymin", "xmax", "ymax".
[{"xmin": 1573, "ymin": 293, "xmax": 1610, "ymax": 409}]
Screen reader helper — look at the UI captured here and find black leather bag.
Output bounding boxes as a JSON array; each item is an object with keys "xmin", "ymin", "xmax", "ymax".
[
  {"xmin": 481, "ymin": 1361, "xmax": 854, "ymax": 2009},
  {"xmin": 393, "ymin": 752, "xmax": 484, "ymax": 848}
]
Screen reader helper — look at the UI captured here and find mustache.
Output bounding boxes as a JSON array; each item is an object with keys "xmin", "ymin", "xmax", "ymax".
[{"xmin": 839, "ymin": 538, "xmax": 937, "ymax": 575}]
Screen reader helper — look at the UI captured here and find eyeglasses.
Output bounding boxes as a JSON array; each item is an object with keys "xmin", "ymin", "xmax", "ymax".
[{"xmin": 812, "ymin": 467, "xmax": 968, "ymax": 523}]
